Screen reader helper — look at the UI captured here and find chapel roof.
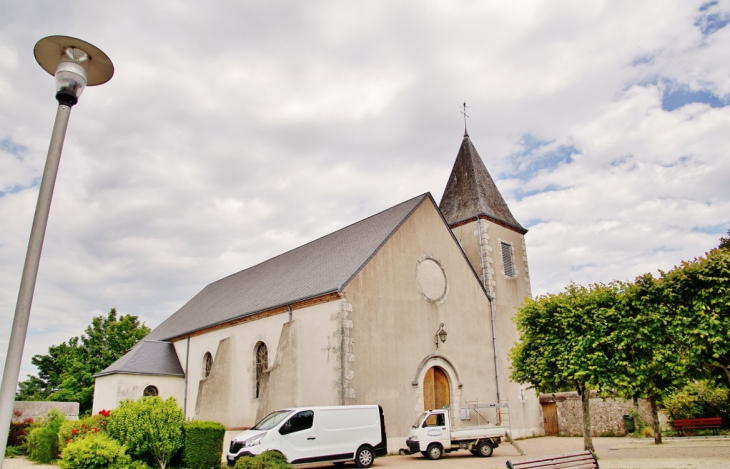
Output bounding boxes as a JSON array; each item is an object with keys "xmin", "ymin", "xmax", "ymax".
[
  {"xmin": 93, "ymin": 340, "xmax": 184, "ymax": 377},
  {"xmin": 439, "ymin": 135, "xmax": 526, "ymax": 234},
  {"xmin": 142, "ymin": 193, "xmax": 430, "ymax": 342}
]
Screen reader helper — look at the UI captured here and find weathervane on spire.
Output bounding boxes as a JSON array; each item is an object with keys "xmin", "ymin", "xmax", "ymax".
[{"xmin": 461, "ymin": 101, "xmax": 470, "ymax": 137}]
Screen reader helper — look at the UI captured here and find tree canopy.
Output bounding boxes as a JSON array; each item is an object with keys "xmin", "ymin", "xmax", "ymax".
[
  {"xmin": 509, "ymin": 282, "xmax": 624, "ymax": 451},
  {"xmin": 16, "ymin": 308, "xmax": 150, "ymax": 413}
]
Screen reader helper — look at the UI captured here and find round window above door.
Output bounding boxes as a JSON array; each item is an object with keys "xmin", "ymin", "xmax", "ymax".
[{"xmin": 416, "ymin": 256, "xmax": 449, "ymax": 305}]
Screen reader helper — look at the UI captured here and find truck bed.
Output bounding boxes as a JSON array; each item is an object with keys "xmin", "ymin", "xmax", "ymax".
[{"xmin": 449, "ymin": 425, "xmax": 505, "ymax": 440}]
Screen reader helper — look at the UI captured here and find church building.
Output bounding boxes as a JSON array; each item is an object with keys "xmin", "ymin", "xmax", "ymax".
[{"xmin": 93, "ymin": 132, "xmax": 544, "ymax": 449}]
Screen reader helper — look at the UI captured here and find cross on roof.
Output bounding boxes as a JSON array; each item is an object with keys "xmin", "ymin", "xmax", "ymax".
[{"xmin": 461, "ymin": 102, "xmax": 470, "ymax": 137}]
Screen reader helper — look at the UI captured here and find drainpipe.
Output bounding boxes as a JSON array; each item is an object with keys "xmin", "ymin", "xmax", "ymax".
[
  {"xmin": 183, "ymin": 335, "xmax": 190, "ymax": 416},
  {"xmin": 287, "ymin": 305, "xmax": 292, "ymax": 322},
  {"xmin": 477, "ymin": 219, "xmax": 503, "ymax": 420}
]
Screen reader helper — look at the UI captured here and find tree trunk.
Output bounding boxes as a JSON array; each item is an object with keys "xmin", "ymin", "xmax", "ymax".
[
  {"xmin": 581, "ymin": 387, "xmax": 594, "ymax": 452},
  {"xmin": 649, "ymin": 395, "xmax": 662, "ymax": 444}
]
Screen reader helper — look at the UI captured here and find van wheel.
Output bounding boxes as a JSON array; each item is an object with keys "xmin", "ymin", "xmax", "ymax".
[
  {"xmin": 476, "ymin": 441, "xmax": 493, "ymax": 457},
  {"xmin": 355, "ymin": 446, "xmax": 374, "ymax": 468},
  {"xmin": 425, "ymin": 443, "xmax": 443, "ymax": 460}
]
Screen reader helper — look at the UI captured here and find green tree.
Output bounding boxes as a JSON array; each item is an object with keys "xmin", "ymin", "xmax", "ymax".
[
  {"xmin": 509, "ymin": 282, "xmax": 624, "ymax": 451},
  {"xmin": 660, "ymin": 248, "xmax": 730, "ymax": 387},
  {"xmin": 719, "ymin": 230, "xmax": 730, "ymax": 250},
  {"xmin": 16, "ymin": 338, "xmax": 83, "ymax": 400},
  {"xmin": 16, "ymin": 308, "xmax": 150, "ymax": 413},
  {"xmin": 106, "ymin": 396, "xmax": 185, "ymax": 469},
  {"xmin": 610, "ymin": 274, "xmax": 691, "ymax": 444}
]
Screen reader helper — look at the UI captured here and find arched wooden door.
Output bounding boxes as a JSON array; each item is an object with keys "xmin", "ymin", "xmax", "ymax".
[{"xmin": 423, "ymin": 366, "xmax": 450, "ymax": 412}]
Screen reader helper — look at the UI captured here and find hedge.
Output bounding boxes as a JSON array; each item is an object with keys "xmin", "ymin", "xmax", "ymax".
[{"xmin": 182, "ymin": 420, "xmax": 226, "ymax": 469}]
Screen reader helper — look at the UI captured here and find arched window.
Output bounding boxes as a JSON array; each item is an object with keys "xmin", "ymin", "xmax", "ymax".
[
  {"xmin": 203, "ymin": 352, "xmax": 213, "ymax": 378},
  {"xmin": 143, "ymin": 385, "xmax": 159, "ymax": 397},
  {"xmin": 255, "ymin": 342, "xmax": 268, "ymax": 399}
]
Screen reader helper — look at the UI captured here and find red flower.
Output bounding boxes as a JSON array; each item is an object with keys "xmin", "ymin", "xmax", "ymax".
[
  {"xmin": 80, "ymin": 424, "xmax": 86, "ymax": 428},
  {"xmin": 72, "ymin": 429, "xmax": 78, "ymax": 435}
]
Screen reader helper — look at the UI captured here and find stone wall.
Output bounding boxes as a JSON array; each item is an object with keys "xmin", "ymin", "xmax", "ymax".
[
  {"xmin": 540, "ymin": 392, "xmax": 654, "ymax": 436},
  {"xmin": 12, "ymin": 401, "xmax": 79, "ymax": 422}
]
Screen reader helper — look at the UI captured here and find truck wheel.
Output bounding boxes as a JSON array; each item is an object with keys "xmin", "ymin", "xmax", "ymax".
[
  {"xmin": 425, "ymin": 443, "xmax": 443, "ymax": 460},
  {"xmin": 476, "ymin": 441, "xmax": 493, "ymax": 457},
  {"xmin": 355, "ymin": 446, "xmax": 374, "ymax": 468}
]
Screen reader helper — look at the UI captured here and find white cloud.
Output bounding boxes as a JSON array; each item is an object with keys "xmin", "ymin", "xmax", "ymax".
[{"xmin": 1, "ymin": 0, "xmax": 729, "ymax": 381}]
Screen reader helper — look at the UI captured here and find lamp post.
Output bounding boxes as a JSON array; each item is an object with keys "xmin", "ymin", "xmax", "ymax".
[{"xmin": 0, "ymin": 36, "xmax": 113, "ymax": 467}]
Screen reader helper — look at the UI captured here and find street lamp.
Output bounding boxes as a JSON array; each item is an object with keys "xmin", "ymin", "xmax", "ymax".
[{"xmin": 0, "ymin": 36, "xmax": 113, "ymax": 468}]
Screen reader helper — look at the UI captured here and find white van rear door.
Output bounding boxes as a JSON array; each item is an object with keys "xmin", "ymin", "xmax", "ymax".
[{"xmin": 278, "ymin": 410, "xmax": 318, "ymax": 463}]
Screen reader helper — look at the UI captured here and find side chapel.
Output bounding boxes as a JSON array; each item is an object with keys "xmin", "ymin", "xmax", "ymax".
[{"xmin": 93, "ymin": 132, "xmax": 544, "ymax": 448}]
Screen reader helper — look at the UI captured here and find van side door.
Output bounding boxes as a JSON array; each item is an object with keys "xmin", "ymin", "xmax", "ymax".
[{"xmin": 278, "ymin": 410, "xmax": 318, "ymax": 463}]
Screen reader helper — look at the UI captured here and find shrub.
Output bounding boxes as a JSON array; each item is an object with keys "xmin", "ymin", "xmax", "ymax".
[
  {"xmin": 8, "ymin": 409, "xmax": 33, "ymax": 448},
  {"xmin": 182, "ymin": 420, "xmax": 226, "ymax": 469},
  {"xmin": 59, "ymin": 412, "xmax": 110, "ymax": 450},
  {"xmin": 5, "ymin": 445, "xmax": 24, "ymax": 458},
  {"xmin": 59, "ymin": 433, "xmax": 132, "ymax": 469},
  {"xmin": 106, "ymin": 396, "xmax": 185, "ymax": 469},
  {"xmin": 234, "ymin": 450, "xmax": 291, "ymax": 469},
  {"xmin": 27, "ymin": 408, "xmax": 66, "ymax": 463},
  {"xmin": 663, "ymin": 381, "xmax": 730, "ymax": 422}
]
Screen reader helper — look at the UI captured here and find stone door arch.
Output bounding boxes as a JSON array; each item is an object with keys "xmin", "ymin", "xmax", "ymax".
[{"xmin": 413, "ymin": 354, "xmax": 462, "ymax": 419}]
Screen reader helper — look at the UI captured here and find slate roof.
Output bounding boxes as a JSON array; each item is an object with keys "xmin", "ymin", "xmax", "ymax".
[
  {"xmin": 140, "ymin": 193, "xmax": 430, "ymax": 342},
  {"xmin": 93, "ymin": 340, "xmax": 184, "ymax": 377},
  {"xmin": 439, "ymin": 135, "xmax": 526, "ymax": 233}
]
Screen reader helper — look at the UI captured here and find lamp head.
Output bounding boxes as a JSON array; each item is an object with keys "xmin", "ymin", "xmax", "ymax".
[
  {"xmin": 34, "ymin": 36, "xmax": 114, "ymax": 106},
  {"xmin": 436, "ymin": 323, "xmax": 447, "ymax": 344}
]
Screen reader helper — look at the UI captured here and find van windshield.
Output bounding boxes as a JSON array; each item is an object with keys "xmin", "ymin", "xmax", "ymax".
[{"xmin": 251, "ymin": 410, "xmax": 293, "ymax": 430}]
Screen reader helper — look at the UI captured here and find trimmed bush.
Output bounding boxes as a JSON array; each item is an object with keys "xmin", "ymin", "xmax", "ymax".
[
  {"xmin": 182, "ymin": 420, "xmax": 226, "ymax": 469},
  {"xmin": 27, "ymin": 408, "xmax": 65, "ymax": 463},
  {"xmin": 106, "ymin": 396, "xmax": 185, "ymax": 469},
  {"xmin": 234, "ymin": 450, "xmax": 291, "ymax": 469},
  {"xmin": 59, "ymin": 433, "xmax": 132, "ymax": 469}
]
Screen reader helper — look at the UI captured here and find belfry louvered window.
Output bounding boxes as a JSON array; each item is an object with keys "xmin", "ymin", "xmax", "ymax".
[{"xmin": 501, "ymin": 242, "xmax": 516, "ymax": 277}]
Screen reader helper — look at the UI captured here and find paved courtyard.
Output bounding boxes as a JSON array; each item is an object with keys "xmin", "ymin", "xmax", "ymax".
[{"xmin": 5, "ymin": 436, "xmax": 730, "ymax": 469}]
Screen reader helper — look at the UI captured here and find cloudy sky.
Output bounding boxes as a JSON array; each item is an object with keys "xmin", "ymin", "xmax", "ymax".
[{"xmin": 1, "ymin": 0, "xmax": 729, "ymax": 379}]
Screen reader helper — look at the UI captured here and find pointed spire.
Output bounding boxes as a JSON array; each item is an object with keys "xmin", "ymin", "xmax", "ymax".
[{"xmin": 439, "ymin": 135, "xmax": 526, "ymax": 234}]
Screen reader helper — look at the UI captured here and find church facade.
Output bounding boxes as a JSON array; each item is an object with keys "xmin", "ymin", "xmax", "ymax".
[{"xmin": 93, "ymin": 134, "xmax": 543, "ymax": 449}]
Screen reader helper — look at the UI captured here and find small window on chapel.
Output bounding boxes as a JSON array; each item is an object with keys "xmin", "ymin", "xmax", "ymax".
[
  {"xmin": 203, "ymin": 352, "xmax": 213, "ymax": 378},
  {"xmin": 255, "ymin": 342, "xmax": 268, "ymax": 399},
  {"xmin": 501, "ymin": 242, "xmax": 516, "ymax": 277},
  {"xmin": 143, "ymin": 385, "xmax": 159, "ymax": 397}
]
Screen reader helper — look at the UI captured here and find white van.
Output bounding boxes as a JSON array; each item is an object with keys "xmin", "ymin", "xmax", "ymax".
[{"xmin": 227, "ymin": 405, "xmax": 387, "ymax": 467}]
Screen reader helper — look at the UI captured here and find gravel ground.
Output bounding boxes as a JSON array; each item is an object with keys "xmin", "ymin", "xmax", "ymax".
[{"xmin": 5, "ymin": 436, "xmax": 730, "ymax": 469}]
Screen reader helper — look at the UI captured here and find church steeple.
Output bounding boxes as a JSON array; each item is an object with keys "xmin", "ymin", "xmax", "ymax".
[{"xmin": 439, "ymin": 135, "xmax": 526, "ymax": 234}]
